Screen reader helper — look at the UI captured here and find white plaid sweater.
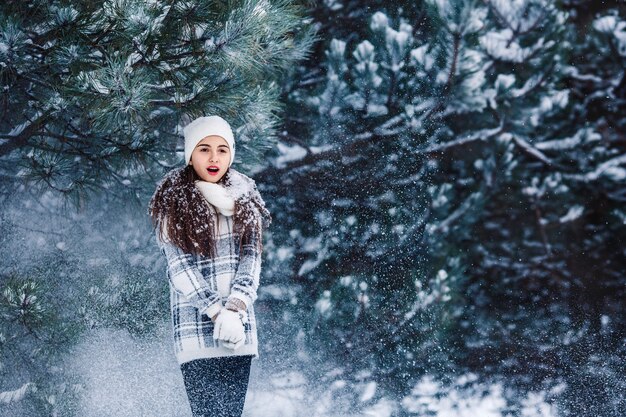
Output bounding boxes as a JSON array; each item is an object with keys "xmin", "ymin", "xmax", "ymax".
[{"xmin": 158, "ymin": 212, "xmax": 262, "ymax": 364}]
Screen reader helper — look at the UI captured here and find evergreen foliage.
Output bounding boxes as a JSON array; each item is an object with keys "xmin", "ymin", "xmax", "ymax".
[
  {"xmin": 0, "ymin": 0, "xmax": 624, "ymax": 415},
  {"xmin": 0, "ymin": 0, "xmax": 315, "ymax": 203},
  {"xmin": 263, "ymin": 0, "xmax": 626, "ymax": 414},
  {"xmin": 0, "ymin": 0, "xmax": 314, "ymax": 414}
]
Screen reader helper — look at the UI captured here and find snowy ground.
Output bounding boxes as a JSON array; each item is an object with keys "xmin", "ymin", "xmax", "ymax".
[
  {"xmin": 67, "ymin": 325, "xmax": 560, "ymax": 417},
  {"xmin": 67, "ymin": 325, "xmax": 312, "ymax": 417}
]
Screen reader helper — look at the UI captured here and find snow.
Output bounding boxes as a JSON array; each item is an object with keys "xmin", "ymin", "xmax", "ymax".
[
  {"xmin": 359, "ymin": 381, "xmax": 377, "ymax": 402},
  {"xmin": 480, "ymin": 29, "xmax": 533, "ymax": 63},
  {"xmin": 275, "ymin": 246, "xmax": 294, "ymax": 261},
  {"xmin": 366, "ymin": 103, "xmax": 388, "ymax": 116},
  {"xmin": 315, "ymin": 290, "xmax": 332, "ymax": 315},
  {"xmin": 244, "ymin": 389, "xmax": 302, "ymax": 417},
  {"xmin": 539, "ymin": 90, "xmax": 569, "ymax": 112},
  {"xmin": 323, "ymin": 0, "xmax": 343, "ymax": 12},
  {"xmin": 601, "ymin": 315, "xmax": 610, "ymax": 327},
  {"xmin": 402, "ymin": 375, "xmax": 559, "ymax": 417},
  {"xmin": 275, "ymin": 142, "xmax": 307, "ymax": 167},
  {"xmin": 511, "ymin": 74, "xmax": 544, "ymax": 98},
  {"xmin": 435, "ymin": 69, "xmax": 448, "ymax": 84},
  {"xmin": 329, "ymin": 38, "xmax": 347, "ymax": 57},
  {"xmin": 258, "ymin": 284, "xmax": 294, "ymax": 301},
  {"xmin": 593, "ymin": 16, "xmax": 617, "ymax": 33},
  {"xmin": 411, "ymin": 44, "xmax": 434, "ymax": 71},
  {"xmin": 385, "ymin": 27, "xmax": 410, "ymax": 64},
  {"xmin": 495, "ymin": 73, "xmax": 516, "ymax": 90},
  {"xmin": 573, "ymin": 153, "xmax": 626, "ymax": 182},
  {"xmin": 252, "ymin": 0, "xmax": 269, "ymax": 18},
  {"xmin": 613, "ymin": 21, "xmax": 626, "ymax": 56},
  {"xmin": 601, "ymin": 166, "xmax": 626, "ymax": 181},
  {"xmin": 535, "ymin": 128, "xmax": 600, "ymax": 151},
  {"xmin": 464, "ymin": 8, "xmax": 487, "ymax": 35},
  {"xmin": 0, "ymin": 383, "xmax": 35, "ymax": 404},
  {"xmin": 362, "ymin": 398, "xmax": 396, "ymax": 416},
  {"xmin": 559, "ymin": 205, "xmax": 584, "ymax": 223},
  {"xmin": 2, "ymin": 2, "xmax": 624, "ymax": 416},
  {"xmin": 67, "ymin": 327, "xmax": 191, "ymax": 417},
  {"xmin": 67, "ymin": 327, "xmax": 311, "ymax": 417},
  {"xmin": 125, "ymin": 52, "xmax": 142, "ymax": 68},
  {"xmin": 491, "ymin": 0, "xmax": 546, "ymax": 33},
  {"xmin": 90, "ymin": 78, "xmax": 111, "ymax": 95},
  {"xmin": 353, "ymin": 40, "xmax": 376, "ymax": 63},
  {"xmin": 521, "ymin": 391, "xmax": 559, "ymax": 417},
  {"xmin": 297, "ymin": 235, "xmax": 328, "ymax": 275},
  {"xmin": 370, "ymin": 12, "xmax": 389, "ymax": 32}
]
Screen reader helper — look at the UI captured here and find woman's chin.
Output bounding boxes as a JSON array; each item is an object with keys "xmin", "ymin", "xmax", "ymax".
[{"xmin": 202, "ymin": 172, "xmax": 225, "ymax": 183}]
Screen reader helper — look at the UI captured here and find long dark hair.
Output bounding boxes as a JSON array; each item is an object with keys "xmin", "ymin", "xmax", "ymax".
[{"xmin": 148, "ymin": 165, "xmax": 270, "ymax": 257}]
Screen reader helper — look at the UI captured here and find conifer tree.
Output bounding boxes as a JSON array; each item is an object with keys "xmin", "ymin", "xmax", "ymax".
[
  {"xmin": 0, "ymin": 0, "xmax": 314, "ymax": 414},
  {"xmin": 263, "ymin": 0, "xmax": 625, "ymax": 413},
  {"xmin": 0, "ymin": 0, "xmax": 314, "ymax": 203}
]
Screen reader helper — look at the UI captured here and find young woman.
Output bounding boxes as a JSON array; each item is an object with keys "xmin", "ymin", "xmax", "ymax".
[{"xmin": 149, "ymin": 115, "xmax": 270, "ymax": 417}]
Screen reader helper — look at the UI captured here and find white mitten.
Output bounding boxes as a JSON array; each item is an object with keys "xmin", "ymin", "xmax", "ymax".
[
  {"xmin": 213, "ymin": 309, "xmax": 245, "ymax": 350},
  {"xmin": 222, "ymin": 339, "xmax": 245, "ymax": 350}
]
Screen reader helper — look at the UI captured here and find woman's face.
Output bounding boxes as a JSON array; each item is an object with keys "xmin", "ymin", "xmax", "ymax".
[{"xmin": 190, "ymin": 135, "xmax": 231, "ymax": 183}]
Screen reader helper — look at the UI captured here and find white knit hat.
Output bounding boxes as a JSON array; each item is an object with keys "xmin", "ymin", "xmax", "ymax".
[{"xmin": 183, "ymin": 116, "xmax": 235, "ymax": 166}]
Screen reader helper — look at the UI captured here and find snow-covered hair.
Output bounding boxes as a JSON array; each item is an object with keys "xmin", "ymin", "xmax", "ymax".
[{"xmin": 148, "ymin": 166, "xmax": 270, "ymax": 257}]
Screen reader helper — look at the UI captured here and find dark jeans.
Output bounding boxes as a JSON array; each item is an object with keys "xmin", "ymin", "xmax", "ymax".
[{"xmin": 180, "ymin": 355, "xmax": 253, "ymax": 417}]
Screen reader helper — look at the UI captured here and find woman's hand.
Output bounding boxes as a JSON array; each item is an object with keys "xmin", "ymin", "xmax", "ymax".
[{"xmin": 212, "ymin": 309, "xmax": 245, "ymax": 350}]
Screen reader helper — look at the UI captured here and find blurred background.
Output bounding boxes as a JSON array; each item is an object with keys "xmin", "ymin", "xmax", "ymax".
[{"xmin": 1, "ymin": 0, "xmax": 624, "ymax": 416}]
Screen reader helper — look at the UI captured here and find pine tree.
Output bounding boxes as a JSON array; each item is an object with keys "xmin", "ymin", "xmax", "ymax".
[
  {"xmin": 0, "ymin": 1, "xmax": 314, "ymax": 414},
  {"xmin": 263, "ymin": 0, "xmax": 625, "ymax": 414},
  {"xmin": 0, "ymin": 0, "xmax": 315, "ymax": 204}
]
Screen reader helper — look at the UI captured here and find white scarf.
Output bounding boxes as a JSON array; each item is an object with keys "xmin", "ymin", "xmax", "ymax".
[{"xmin": 195, "ymin": 180, "xmax": 235, "ymax": 216}]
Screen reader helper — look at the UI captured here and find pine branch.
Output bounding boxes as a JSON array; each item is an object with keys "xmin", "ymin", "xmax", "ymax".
[
  {"xmin": 429, "ymin": 190, "xmax": 483, "ymax": 235},
  {"xmin": 0, "ymin": 111, "xmax": 53, "ymax": 158},
  {"xmin": 420, "ymin": 122, "xmax": 505, "ymax": 154},
  {"xmin": 263, "ymin": 118, "xmax": 503, "ymax": 178},
  {"xmin": 443, "ymin": 32, "xmax": 462, "ymax": 95},
  {"xmin": 278, "ymin": 131, "xmax": 313, "ymax": 154},
  {"xmin": 511, "ymin": 134, "xmax": 572, "ymax": 170},
  {"xmin": 565, "ymin": 153, "xmax": 626, "ymax": 182}
]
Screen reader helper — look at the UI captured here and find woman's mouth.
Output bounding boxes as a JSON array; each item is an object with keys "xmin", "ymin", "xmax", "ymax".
[{"xmin": 207, "ymin": 166, "xmax": 220, "ymax": 176}]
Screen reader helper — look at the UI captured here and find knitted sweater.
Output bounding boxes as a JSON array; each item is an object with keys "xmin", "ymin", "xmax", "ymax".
[{"xmin": 156, "ymin": 173, "xmax": 265, "ymax": 364}]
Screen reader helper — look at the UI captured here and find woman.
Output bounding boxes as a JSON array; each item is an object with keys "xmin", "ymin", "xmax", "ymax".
[{"xmin": 149, "ymin": 115, "xmax": 270, "ymax": 417}]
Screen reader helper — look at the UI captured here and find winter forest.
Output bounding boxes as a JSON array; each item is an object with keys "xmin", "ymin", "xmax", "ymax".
[{"xmin": 1, "ymin": 0, "xmax": 625, "ymax": 416}]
